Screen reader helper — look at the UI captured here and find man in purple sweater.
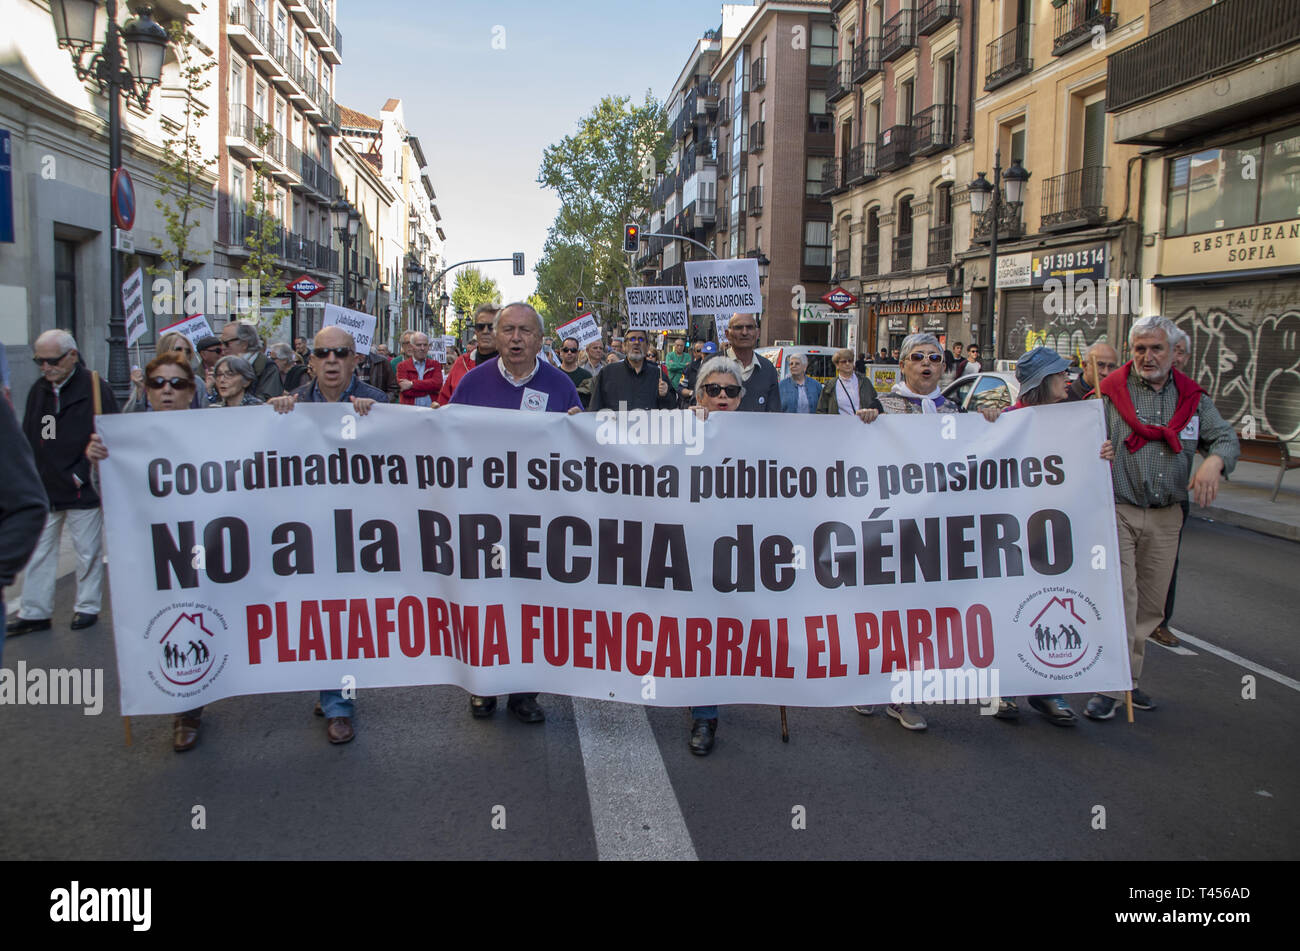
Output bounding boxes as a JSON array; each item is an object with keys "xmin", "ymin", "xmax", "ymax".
[{"xmin": 449, "ymin": 302, "xmax": 581, "ymax": 722}]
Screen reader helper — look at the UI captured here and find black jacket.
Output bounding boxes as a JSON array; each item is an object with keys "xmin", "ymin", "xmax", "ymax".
[
  {"xmin": 21, "ymin": 363, "xmax": 119, "ymax": 510},
  {"xmin": 589, "ymin": 358, "xmax": 678, "ymax": 412},
  {"xmin": 250, "ymin": 352, "xmax": 284, "ymax": 400},
  {"xmin": 736, "ymin": 352, "xmax": 782, "ymax": 412},
  {"xmin": 0, "ymin": 396, "xmax": 48, "ymax": 593}
]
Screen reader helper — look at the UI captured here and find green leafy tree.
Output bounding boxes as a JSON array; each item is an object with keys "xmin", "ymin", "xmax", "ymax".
[
  {"xmin": 241, "ymin": 122, "xmax": 290, "ymax": 341},
  {"xmin": 149, "ymin": 20, "xmax": 217, "ymax": 315},
  {"xmin": 536, "ymin": 93, "xmax": 666, "ymax": 334},
  {"xmin": 451, "ymin": 266, "xmax": 502, "ymax": 326},
  {"xmin": 526, "ymin": 292, "xmax": 556, "ymax": 334}
]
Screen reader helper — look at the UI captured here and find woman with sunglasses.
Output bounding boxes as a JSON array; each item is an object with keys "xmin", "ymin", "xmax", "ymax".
[
  {"xmin": 208, "ymin": 355, "xmax": 264, "ymax": 408},
  {"xmin": 815, "ymin": 348, "xmax": 884, "ymax": 417},
  {"xmin": 86, "ymin": 352, "xmax": 209, "ymax": 752},
  {"xmin": 124, "ymin": 332, "xmax": 209, "ymax": 412}
]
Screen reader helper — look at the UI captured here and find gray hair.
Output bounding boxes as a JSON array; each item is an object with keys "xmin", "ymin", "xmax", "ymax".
[
  {"xmin": 267, "ymin": 342, "xmax": 293, "ymax": 362},
  {"xmin": 35, "ymin": 328, "xmax": 78, "ymax": 353},
  {"xmin": 1167, "ymin": 325, "xmax": 1190, "ymax": 351},
  {"xmin": 696, "ymin": 356, "xmax": 745, "ymax": 398},
  {"xmin": 899, "ymin": 332, "xmax": 942, "ymax": 362},
  {"xmin": 494, "ymin": 302, "xmax": 545, "ymax": 336},
  {"xmin": 787, "ymin": 352, "xmax": 806, "ymax": 367},
  {"xmin": 1084, "ymin": 339, "xmax": 1116, "ymax": 359},
  {"xmin": 214, "ymin": 354, "xmax": 257, "ymax": 389},
  {"xmin": 1129, "ymin": 315, "xmax": 1179, "ymax": 346},
  {"xmin": 232, "ymin": 321, "xmax": 262, "ymax": 352}
]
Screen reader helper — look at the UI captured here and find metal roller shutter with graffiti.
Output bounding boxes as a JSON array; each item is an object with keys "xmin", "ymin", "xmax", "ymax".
[
  {"xmin": 1166, "ymin": 280, "xmax": 1300, "ymax": 444},
  {"xmin": 1003, "ymin": 289, "xmax": 1110, "ymax": 361}
]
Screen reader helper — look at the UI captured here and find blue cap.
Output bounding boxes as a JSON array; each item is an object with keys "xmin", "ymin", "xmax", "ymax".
[
  {"xmin": 702, "ymin": 341, "xmax": 718, "ymax": 354},
  {"xmin": 1015, "ymin": 346, "xmax": 1070, "ymax": 394}
]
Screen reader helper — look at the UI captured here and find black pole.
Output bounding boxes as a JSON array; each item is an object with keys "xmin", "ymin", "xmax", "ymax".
[
  {"xmin": 106, "ymin": 0, "xmax": 128, "ymax": 403},
  {"xmin": 989, "ymin": 148, "xmax": 1001, "ymax": 361}
]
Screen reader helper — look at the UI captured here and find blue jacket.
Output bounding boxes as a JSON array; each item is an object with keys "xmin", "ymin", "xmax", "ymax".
[{"xmin": 779, "ymin": 375, "xmax": 823, "ymax": 414}]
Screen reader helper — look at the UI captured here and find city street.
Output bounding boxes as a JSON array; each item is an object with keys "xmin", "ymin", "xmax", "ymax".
[{"xmin": 2, "ymin": 516, "xmax": 1296, "ymax": 861}]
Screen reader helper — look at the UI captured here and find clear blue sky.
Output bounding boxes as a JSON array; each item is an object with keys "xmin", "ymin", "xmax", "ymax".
[{"xmin": 336, "ymin": 0, "xmax": 742, "ymax": 304}]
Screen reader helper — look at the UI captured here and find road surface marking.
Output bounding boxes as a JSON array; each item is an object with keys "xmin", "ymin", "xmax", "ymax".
[
  {"xmin": 573, "ymin": 698, "xmax": 697, "ymax": 861},
  {"xmin": 1170, "ymin": 628, "xmax": 1300, "ymax": 693},
  {"xmin": 1151, "ymin": 639, "xmax": 1198, "ymax": 656}
]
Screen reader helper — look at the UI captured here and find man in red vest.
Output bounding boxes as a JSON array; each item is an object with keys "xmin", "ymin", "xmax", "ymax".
[
  {"xmin": 396, "ymin": 332, "xmax": 443, "ymax": 407},
  {"xmin": 1085, "ymin": 316, "xmax": 1239, "ymax": 720}
]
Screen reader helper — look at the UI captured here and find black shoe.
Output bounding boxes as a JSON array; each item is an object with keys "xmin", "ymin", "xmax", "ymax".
[
  {"xmin": 70, "ymin": 612, "xmax": 99, "ymax": 630},
  {"xmin": 6, "ymin": 617, "xmax": 52, "ymax": 637},
  {"xmin": 507, "ymin": 696, "xmax": 545, "ymax": 723},
  {"xmin": 469, "ymin": 695, "xmax": 497, "ymax": 718},
  {"xmin": 689, "ymin": 718, "xmax": 717, "ymax": 756},
  {"xmin": 1130, "ymin": 688, "xmax": 1157, "ymax": 711}
]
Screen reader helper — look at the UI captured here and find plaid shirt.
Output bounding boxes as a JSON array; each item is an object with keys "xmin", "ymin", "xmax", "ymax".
[{"xmin": 1102, "ymin": 369, "xmax": 1239, "ymax": 508}]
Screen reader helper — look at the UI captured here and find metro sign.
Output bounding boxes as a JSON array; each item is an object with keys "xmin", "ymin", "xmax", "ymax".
[
  {"xmin": 289, "ymin": 274, "xmax": 324, "ymax": 300},
  {"xmin": 821, "ymin": 286, "xmax": 858, "ymax": 311}
]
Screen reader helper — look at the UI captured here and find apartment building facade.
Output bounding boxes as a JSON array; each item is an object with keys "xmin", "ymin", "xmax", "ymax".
[
  {"xmin": 824, "ymin": 0, "xmax": 974, "ymax": 357},
  {"xmin": 959, "ymin": 0, "xmax": 1149, "ymax": 362},
  {"xmin": 1110, "ymin": 0, "xmax": 1300, "ymax": 446}
]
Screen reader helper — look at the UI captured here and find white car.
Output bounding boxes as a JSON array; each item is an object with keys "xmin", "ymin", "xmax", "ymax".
[{"xmin": 942, "ymin": 371, "xmax": 1020, "ymax": 413}]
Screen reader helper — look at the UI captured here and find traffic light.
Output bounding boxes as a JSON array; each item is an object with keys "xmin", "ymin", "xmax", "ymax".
[
  {"xmin": 512, "ymin": 252, "xmax": 525, "ymax": 276},
  {"xmin": 624, "ymin": 223, "xmax": 640, "ymax": 254},
  {"xmin": 575, "ymin": 296, "xmax": 585, "ymax": 312}
]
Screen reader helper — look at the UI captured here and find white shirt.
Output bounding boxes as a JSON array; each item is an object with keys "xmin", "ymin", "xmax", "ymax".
[
  {"xmin": 835, "ymin": 375, "xmax": 860, "ymax": 416},
  {"xmin": 412, "ymin": 359, "xmax": 432, "ymax": 407},
  {"xmin": 498, "ymin": 355, "xmax": 541, "ymax": 387}
]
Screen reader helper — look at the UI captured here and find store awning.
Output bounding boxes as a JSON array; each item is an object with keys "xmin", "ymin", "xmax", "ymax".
[{"xmin": 1151, "ymin": 264, "xmax": 1300, "ymax": 285}]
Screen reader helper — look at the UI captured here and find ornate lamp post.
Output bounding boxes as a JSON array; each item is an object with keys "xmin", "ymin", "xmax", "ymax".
[
  {"xmin": 50, "ymin": 0, "xmax": 169, "ymax": 401},
  {"xmin": 330, "ymin": 197, "xmax": 361, "ymax": 307},
  {"xmin": 968, "ymin": 153, "xmax": 1030, "ymax": 359},
  {"xmin": 405, "ymin": 258, "xmax": 424, "ymax": 335}
]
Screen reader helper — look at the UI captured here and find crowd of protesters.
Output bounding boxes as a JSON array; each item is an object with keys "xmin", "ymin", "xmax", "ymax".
[{"xmin": 1, "ymin": 305, "xmax": 1238, "ymax": 758}]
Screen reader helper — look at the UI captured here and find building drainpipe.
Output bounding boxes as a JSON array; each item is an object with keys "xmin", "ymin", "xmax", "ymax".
[{"xmin": 965, "ymin": 0, "xmax": 977, "ymax": 144}]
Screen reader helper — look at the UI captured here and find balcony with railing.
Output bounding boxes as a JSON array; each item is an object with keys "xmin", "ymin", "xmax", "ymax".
[
  {"xmin": 749, "ymin": 121, "xmax": 765, "ymax": 153},
  {"xmin": 748, "ymin": 185, "xmax": 764, "ymax": 215},
  {"xmin": 820, "ymin": 158, "xmax": 841, "ymax": 198},
  {"xmin": 917, "ymin": 0, "xmax": 959, "ymax": 36},
  {"xmin": 852, "ymin": 38, "xmax": 881, "ymax": 84},
  {"xmin": 228, "ymin": 2, "xmax": 338, "ymax": 130},
  {"xmin": 835, "ymin": 248, "xmax": 851, "ymax": 280},
  {"xmin": 911, "ymin": 103, "xmax": 957, "ymax": 156},
  {"xmin": 1040, "ymin": 166, "xmax": 1108, "ymax": 232},
  {"xmin": 927, "ymin": 223, "xmax": 953, "ymax": 266},
  {"xmin": 227, "ymin": 210, "xmax": 339, "ymax": 273},
  {"xmin": 876, "ymin": 125, "xmax": 914, "ymax": 172},
  {"xmin": 844, "ymin": 142, "xmax": 878, "ymax": 186},
  {"xmin": 881, "ymin": 10, "xmax": 916, "ymax": 62},
  {"xmin": 697, "ymin": 198, "xmax": 717, "ymax": 222},
  {"xmin": 827, "ymin": 58, "xmax": 852, "ymax": 103},
  {"xmin": 719, "ymin": 97, "xmax": 731, "ymax": 122},
  {"xmin": 1053, "ymin": 0, "xmax": 1116, "ymax": 56},
  {"xmin": 986, "ymin": 23, "xmax": 1033, "ymax": 91},
  {"xmin": 751, "ymin": 57, "xmax": 767, "ymax": 89},
  {"xmin": 891, "ymin": 233, "xmax": 913, "ymax": 273},
  {"xmin": 862, "ymin": 241, "xmax": 880, "ymax": 278},
  {"xmin": 1107, "ymin": 0, "xmax": 1300, "ymax": 143},
  {"xmin": 972, "ymin": 199, "xmax": 1027, "ymax": 243}
]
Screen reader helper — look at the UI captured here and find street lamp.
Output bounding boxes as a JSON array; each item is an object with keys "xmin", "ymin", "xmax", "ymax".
[
  {"xmin": 50, "ymin": 0, "xmax": 169, "ymax": 402},
  {"xmin": 969, "ymin": 152, "xmax": 1030, "ymax": 360},
  {"xmin": 438, "ymin": 290, "xmax": 450, "ymax": 335},
  {"xmin": 331, "ymin": 197, "xmax": 361, "ymax": 307},
  {"xmin": 406, "ymin": 259, "xmax": 424, "ymax": 334}
]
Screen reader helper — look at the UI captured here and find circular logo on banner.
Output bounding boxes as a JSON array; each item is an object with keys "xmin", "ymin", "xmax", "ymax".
[
  {"xmin": 522, "ymin": 391, "xmax": 546, "ymax": 411},
  {"xmin": 1011, "ymin": 587, "xmax": 1104, "ymax": 681},
  {"xmin": 144, "ymin": 603, "xmax": 229, "ymax": 699},
  {"xmin": 112, "ymin": 168, "xmax": 136, "ymax": 231}
]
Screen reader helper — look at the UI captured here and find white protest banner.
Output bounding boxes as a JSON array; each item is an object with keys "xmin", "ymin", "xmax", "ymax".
[
  {"xmin": 322, "ymin": 302, "xmax": 378, "ymax": 355},
  {"xmin": 556, "ymin": 313, "xmax": 602, "ymax": 348},
  {"xmin": 97, "ymin": 402, "xmax": 1129, "ymax": 716},
  {"xmin": 429, "ymin": 337, "xmax": 446, "ymax": 364},
  {"xmin": 159, "ymin": 313, "xmax": 215, "ymax": 348},
  {"xmin": 625, "ymin": 285, "xmax": 689, "ymax": 331},
  {"xmin": 684, "ymin": 258, "xmax": 762, "ymax": 315},
  {"xmin": 121, "ymin": 266, "xmax": 147, "ymax": 348},
  {"xmin": 713, "ymin": 314, "xmax": 730, "ymax": 344},
  {"xmin": 442, "ymin": 335, "xmax": 456, "ymax": 351}
]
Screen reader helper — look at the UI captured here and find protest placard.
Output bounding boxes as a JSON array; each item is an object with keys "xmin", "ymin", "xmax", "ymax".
[
  {"xmin": 625, "ymin": 285, "xmax": 689, "ymax": 330},
  {"xmin": 159, "ymin": 313, "xmax": 215, "ymax": 348},
  {"xmin": 556, "ymin": 313, "xmax": 602, "ymax": 348},
  {"xmin": 97, "ymin": 402, "xmax": 1129, "ymax": 715},
  {"xmin": 684, "ymin": 259, "xmax": 762, "ymax": 315},
  {"xmin": 322, "ymin": 303, "xmax": 378, "ymax": 355},
  {"xmin": 121, "ymin": 267, "xmax": 147, "ymax": 348}
]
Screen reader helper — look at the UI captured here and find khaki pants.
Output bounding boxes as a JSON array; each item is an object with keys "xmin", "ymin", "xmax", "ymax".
[{"xmin": 1104, "ymin": 503, "xmax": 1184, "ymax": 699}]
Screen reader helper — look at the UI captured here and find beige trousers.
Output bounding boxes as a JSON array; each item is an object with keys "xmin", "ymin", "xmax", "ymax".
[{"xmin": 1104, "ymin": 503, "xmax": 1184, "ymax": 699}]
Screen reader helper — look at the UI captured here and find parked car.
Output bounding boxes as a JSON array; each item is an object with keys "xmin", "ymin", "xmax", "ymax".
[
  {"xmin": 757, "ymin": 345, "xmax": 838, "ymax": 385},
  {"xmin": 942, "ymin": 371, "xmax": 1020, "ymax": 413}
]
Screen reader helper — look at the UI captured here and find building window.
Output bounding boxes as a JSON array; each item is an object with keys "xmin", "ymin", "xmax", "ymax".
[
  {"xmin": 54, "ymin": 238, "xmax": 79, "ymax": 344},
  {"xmin": 804, "ymin": 220, "xmax": 831, "ymax": 267},
  {"xmin": 254, "ymin": 81, "xmax": 267, "ymax": 120},
  {"xmin": 809, "ymin": 88, "xmax": 828, "ymax": 115},
  {"xmin": 1166, "ymin": 124, "xmax": 1300, "ymax": 236},
  {"xmin": 231, "ymin": 60, "xmax": 245, "ymax": 108},
  {"xmin": 1261, "ymin": 126, "xmax": 1300, "ymax": 223},
  {"xmin": 807, "ymin": 156, "xmax": 828, "ymax": 196},
  {"xmin": 811, "ymin": 23, "xmax": 835, "ymax": 66}
]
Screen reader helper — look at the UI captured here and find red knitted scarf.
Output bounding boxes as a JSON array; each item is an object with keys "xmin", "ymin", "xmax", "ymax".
[{"xmin": 1099, "ymin": 363, "xmax": 1203, "ymax": 454}]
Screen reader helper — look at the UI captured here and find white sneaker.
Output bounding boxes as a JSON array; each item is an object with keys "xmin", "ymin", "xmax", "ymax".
[
  {"xmin": 851, "ymin": 705, "xmax": 876, "ymax": 716},
  {"xmin": 886, "ymin": 703, "xmax": 928, "ymax": 731}
]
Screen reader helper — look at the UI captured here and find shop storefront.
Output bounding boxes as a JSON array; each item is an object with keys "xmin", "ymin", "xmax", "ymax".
[
  {"xmin": 995, "ymin": 241, "xmax": 1120, "ymax": 361},
  {"xmin": 874, "ymin": 295, "xmax": 963, "ymax": 354}
]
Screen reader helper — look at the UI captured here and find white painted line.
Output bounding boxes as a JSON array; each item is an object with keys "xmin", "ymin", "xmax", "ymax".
[
  {"xmin": 573, "ymin": 698, "xmax": 698, "ymax": 861},
  {"xmin": 1169, "ymin": 628, "xmax": 1300, "ymax": 693},
  {"xmin": 1151, "ymin": 639, "xmax": 1198, "ymax": 656}
]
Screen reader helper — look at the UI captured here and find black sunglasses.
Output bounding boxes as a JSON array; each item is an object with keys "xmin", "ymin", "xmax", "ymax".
[
  {"xmin": 146, "ymin": 375, "xmax": 194, "ymax": 390},
  {"xmin": 702, "ymin": 383, "xmax": 741, "ymax": 398},
  {"xmin": 313, "ymin": 347, "xmax": 353, "ymax": 359},
  {"xmin": 560, "ymin": 347, "xmax": 579, "ymax": 353},
  {"xmin": 908, "ymin": 352, "xmax": 944, "ymax": 363},
  {"xmin": 33, "ymin": 351, "xmax": 71, "ymax": 366},
  {"xmin": 474, "ymin": 323, "xmax": 494, "ymax": 332}
]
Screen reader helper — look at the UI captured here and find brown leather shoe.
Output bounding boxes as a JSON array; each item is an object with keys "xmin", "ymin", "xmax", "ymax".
[
  {"xmin": 1150, "ymin": 625, "xmax": 1180, "ymax": 647},
  {"xmin": 326, "ymin": 717, "xmax": 354, "ymax": 744},
  {"xmin": 172, "ymin": 715, "xmax": 202, "ymax": 752}
]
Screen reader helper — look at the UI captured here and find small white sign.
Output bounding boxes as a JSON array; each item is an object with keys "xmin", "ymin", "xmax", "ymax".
[
  {"xmin": 159, "ymin": 313, "xmax": 215, "ymax": 348},
  {"xmin": 121, "ymin": 266, "xmax": 147, "ymax": 348},
  {"xmin": 684, "ymin": 258, "xmax": 762, "ymax": 315},
  {"xmin": 442, "ymin": 334, "xmax": 456, "ymax": 352},
  {"xmin": 556, "ymin": 313, "xmax": 602, "ymax": 348},
  {"xmin": 996, "ymin": 252, "xmax": 1033, "ymax": 289},
  {"xmin": 625, "ymin": 285, "xmax": 689, "ymax": 330},
  {"xmin": 115, "ymin": 230, "xmax": 134, "ymax": 253},
  {"xmin": 429, "ymin": 337, "xmax": 446, "ymax": 364},
  {"xmin": 322, "ymin": 302, "xmax": 378, "ymax": 355},
  {"xmin": 713, "ymin": 313, "xmax": 730, "ymax": 344}
]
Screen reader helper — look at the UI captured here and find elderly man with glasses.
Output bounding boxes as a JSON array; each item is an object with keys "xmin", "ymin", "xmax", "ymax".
[
  {"xmin": 588, "ymin": 327, "xmax": 678, "ymax": 411},
  {"xmin": 1067, "ymin": 341, "xmax": 1119, "ymax": 402},
  {"xmin": 218, "ymin": 320, "xmax": 283, "ymax": 401},
  {"xmin": 7, "ymin": 329, "xmax": 118, "ymax": 638},
  {"xmin": 723, "ymin": 313, "xmax": 782, "ymax": 411},
  {"xmin": 438, "ymin": 303, "xmax": 501, "ymax": 405},
  {"xmin": 557, "ymin": 335, "xmax": 593, "ymax": 409}
]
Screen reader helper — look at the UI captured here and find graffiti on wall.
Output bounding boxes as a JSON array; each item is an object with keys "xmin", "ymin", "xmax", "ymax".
[
  {"xmin": 1171, "ymin": 304, "xmax": 1300, "ymax": 443},
  {"xmin": 1007, "ymin": 310, "xmax": 1108, "ymax": 362}
]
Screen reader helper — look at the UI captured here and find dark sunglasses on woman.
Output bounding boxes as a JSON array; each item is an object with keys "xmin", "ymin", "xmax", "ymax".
[
  {"xmin": 701, "ymin": 383, "xmax": 741, "ymax": 398},
  {"xmin": 146, "ymin": 375, "xmax": 195, "ymax": 390}
]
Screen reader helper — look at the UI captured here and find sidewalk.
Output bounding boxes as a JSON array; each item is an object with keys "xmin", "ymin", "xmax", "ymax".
[{"xmin": 1190, "ymin": 457, "xmax": 1300, "ymax": 543}]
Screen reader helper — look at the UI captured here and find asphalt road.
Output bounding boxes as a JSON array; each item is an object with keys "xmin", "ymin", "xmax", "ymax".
[{"xmin": 2, "ymin": 517, "xmax": 1297, "ymax": 860}]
